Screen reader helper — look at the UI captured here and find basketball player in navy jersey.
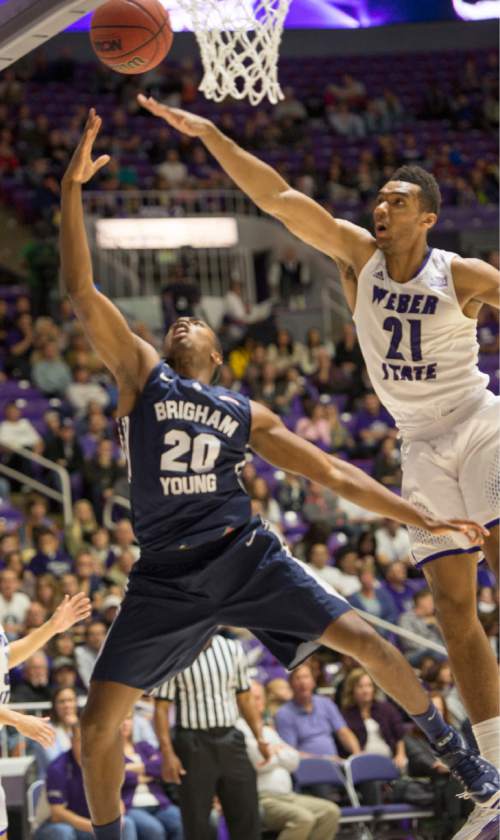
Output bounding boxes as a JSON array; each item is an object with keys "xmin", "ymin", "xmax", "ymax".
[
  {"xmin": 62, "ymin": 112, "xmax": 498, "ymax": 840},
  {"xmin": 138, "ymin": 95, "xmax": 500, "ymax": 840}
]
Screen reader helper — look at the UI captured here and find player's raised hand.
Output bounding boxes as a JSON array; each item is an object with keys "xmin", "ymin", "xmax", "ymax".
[
  {"xmin": 15, "ymin": 715, "xmax": 55, "ymax": 748},
  {"xmin": 50, "ymin": 593, "xmax": 92, "ymax": 633},
  {"xmin": 137, "ymin": 94, "xmax": 212, "ymax": 137},
  {"xmin": 423, "ymin": 518, "xmax": 489, "ymax": 545},
  {"xmin": 63, "ymin": 108, "xmax": 110, "ymax": 185}
]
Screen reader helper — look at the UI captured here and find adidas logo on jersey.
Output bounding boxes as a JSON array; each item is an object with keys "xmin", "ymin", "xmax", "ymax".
[
  {"xmin": 429, "ymin": 275, "xmax": 447, "ymax": 289},
  {"xmin": 373, "ymin": 270, "xmax": 385, "ymax": 280}
]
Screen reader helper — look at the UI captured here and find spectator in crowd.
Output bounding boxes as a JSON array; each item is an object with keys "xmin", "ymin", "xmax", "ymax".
[
  {"xmin": 35, "ymin": 722, "xmax": 137, "ymax": 840},
  {"xmin": 306, "ymin": 543, "xmax": 350, "ymax": 592},
  {"xmin": 297, "ymin": 328, "xmax": 332, "ymax": 377},
  {"xmin": 74, "ymin": 620, "xmax": 107, "ymax": 689},
  {"xmin": 238, "ymin": 681, "xmax": 341, "ymax": 839},
  {"xmin": 51, "ymin": 658, "xmax": 85, "ymax": 696},
  {"xmin": 0, "ymin": 569, "xmax": 31, "ymax": 635},
  {"xmin": 111, "ymin": 519, "xmax": 140, "ymax": 564},
  {"xmin": 340, "ymin": 669, "xmax": 407, "ymax": 769},
  {"xmin": 20, "ymin": 495, "xmax": 55, "ymax": 549},
  {"xmin": 74, "ymin": 550, "xmax": 102, "ymax": 599},
  {"xmin": 5, "ymin": 312, "xmax": 34, "ymax": 379},
  {"xmin": 33, "ymin": 686, "xmax": 79, "ymax": 774},
  {"xmin": 249, "ymin": 477, "xmax": 281, "ymax": 530},
  {"xmin": 64, "ymin": 499, "xmax": 98, "ymax": 557},
  {"xmin": 382, "ymin": 561, "xmax": 422, "ymax": 619},
  {"xmin": 35, "ymin": 574, "xmax": 60, "ymax": 615},
  {"xmin": 83, "ymin": 439, "xmax": 125, "ymax": 520},
  {"xmin": 269, "ymin": 250, "xmax": 310, "ymax": 310},
  {"xmin": 106, "ymin": 550, "xmax": 135, "ymax": 588},
  {"xmin": 275, "ymin": 472, "xmax": 306, "ymax": 514},
  {"xmin": 0, "ymin": 401, "xmax": 43, "ymax": 452},
  {"xmin": 348, "ymin": 562, "xmax": 398, "ymax": 634},
  {"xmin": 31, "ymin": 339, "xmax": 72, "ymax": 397},
  {"xmin": 12, "ymin": 651, "xmax": 52, "ymax": 703},
  {"xmin": 156, "ymin": 149, "xmax": 188, "ymax": 188},
  {"xmin": 374, "ymin": 519, "xmax": 412, "ymax": 568},
  {"xmin": 120, "ymin": 713, "xmax": 183, "ymax": 840},
  {"xmin": 265, "ymin": 678, "xmax": 293, "ymax": 719},
  {"xmin": 326, "ymin": 547, "xmax": 362, "ymax": 598},
  {"xmin": 45, "ymin": 419, "xmax": 85, "ymax": 492},
  {"xmin": 429, "ymin": 661, "xmax": 468, "ymax": 731},
  {"xmin": 404, "ymin": 692, "xmax": 466, "ymax": 839},
  {"xmin": 266, "ymin": 328, "xmax": 304, "ymax": 374},
  {"xmin": 353, "ymin": 393, "xmax": 393, "ymax": 458},
  {"xmin": 399, "ymin": 590, "xmax": 446, "ymax": 667},
  {"xmin": 160, "ymin": 266, "xmax": 201, "ymax": 332},
  {"xmin": 372, "ymin": 436, "xmax": 402, "ymax": 488},
  {"xmin": 303, "ymin": 481, "xmax": 342, "ymax": 531},
  {"xmin": 275, "ymin": 663, "xmax": 360, "ymax": 798},
  {"xmin": 325, "ymin": 403, "xmax": 355, "ymax": 455},
  {"xmin": 154, "ymin": 634, "xmax": 261, "ymax": 840},
  {"xmin": 27, "ymin": 528, "xmax": 73, "ymax": 578},
  {"xmin": 296, "ymin": 403, "xmax": 333, "ymax": 448},
  {"xmin": 66, "ymin": 366, "xmax": 109, "ymax": 416}
]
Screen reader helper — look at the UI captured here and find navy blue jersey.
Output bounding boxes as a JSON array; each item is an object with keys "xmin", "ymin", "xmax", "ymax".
[{"xmin": 118, "ymin": 361, "xmax": 252, "ymax": 553}]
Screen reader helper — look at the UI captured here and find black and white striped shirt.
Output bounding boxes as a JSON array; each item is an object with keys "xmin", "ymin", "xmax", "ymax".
[{"xmin": 153, "ymin": 635, "xmax": 250, "ymax": 729}]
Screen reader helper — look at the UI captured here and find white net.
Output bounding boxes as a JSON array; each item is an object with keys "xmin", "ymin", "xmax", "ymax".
[{"xmin": 175, "ymin": 0, "xmax": 292, "ymax": 106}]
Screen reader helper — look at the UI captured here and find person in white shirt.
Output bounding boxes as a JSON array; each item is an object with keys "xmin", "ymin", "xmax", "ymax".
[
  {"xmin": 307, "ymin": 543, "xmax": 361, "ymax": 598},
  {"xmin": 74, "ymin": 619, "xmax": 107, "ymax": 688},
  {"xmin": 238, "ymin": 681, "xmax": 340, "ymax": 840},
  {"xmin": 156, "ymin": 149, "xmax": 188, "ymax": 187},
  {"xmin": 65, "ymin": 365, "xmax": 109, "ymax": 417},
  {"xmin": 375, "ymin": 518, "xmax": 412, "ymax": 567},
  {"xmin": 0, "ymin": 402, "xmax": 43, "ymax": 452},
  {"xmin": 0, "ymin": 569, "xmax": 31, "ymax": 635}
]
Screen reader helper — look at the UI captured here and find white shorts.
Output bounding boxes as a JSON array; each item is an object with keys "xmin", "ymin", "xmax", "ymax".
[
  {"xmin": 0, "ymin": 779, "xmax": 6, "ymax": 835},
  {"xmin": 401, "ymin": 395, "xmax": 500, "ymax": 567}
]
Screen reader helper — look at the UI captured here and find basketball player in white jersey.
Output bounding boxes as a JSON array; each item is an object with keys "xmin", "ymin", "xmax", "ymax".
[
  {"xmin": 139, "ymin": 96, "xmax": 499, "ymax": 840},
  {"xmin": 0, "ymin": 593, "xmax": 90, "ymax": 837}
]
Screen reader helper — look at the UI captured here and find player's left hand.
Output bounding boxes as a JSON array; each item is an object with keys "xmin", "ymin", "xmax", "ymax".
[
  {"xmin": 423, "ymin": 518, "xmax": 489, "ymax": 545},
  {"xmin": 63, "ymin": 108, "xmax": 110, "ymax": 185},
  {"xmin": 50, "ymin": 593, "xmax": 92, "ymax": 633}
]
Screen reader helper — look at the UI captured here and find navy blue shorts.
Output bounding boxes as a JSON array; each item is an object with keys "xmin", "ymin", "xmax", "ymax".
[{"xmin": 92, "ymin": 519, "xmax": 352, "ymax": 691}]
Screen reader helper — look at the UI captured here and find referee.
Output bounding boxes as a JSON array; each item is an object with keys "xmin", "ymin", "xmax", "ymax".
[{"xmin": 153, "ymin": 634, "xmax": 268, "ymax": 840}]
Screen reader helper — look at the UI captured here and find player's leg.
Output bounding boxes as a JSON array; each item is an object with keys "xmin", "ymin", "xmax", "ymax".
[
  {"xmin": 423, "ymin": 553, "xmax": 499, "ymax": 726},
  {"xmin": 81, "ymin": 680, "xmax": 143, "ymax": 830},
  {"xmin": 483, "ymin": 523, "xmax": 499, "ymax": 577}
]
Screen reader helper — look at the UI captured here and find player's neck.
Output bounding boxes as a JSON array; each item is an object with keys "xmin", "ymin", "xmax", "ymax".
[
  {"xmin": 384, "ymin": 241, "xmax": 431, "ymax": 284},
  {"xmin": 174, "ymin": 361, "xmax": 213, "ymax": 385}
]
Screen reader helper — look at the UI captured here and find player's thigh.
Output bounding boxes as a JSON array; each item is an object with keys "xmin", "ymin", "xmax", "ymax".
[
  {"xmin": 401, "ymin": 438, "xmax": 473, "ymax": 566},
  {"xmin": 458, "ymin": 397, "xmax": 500, "ymax": 530},
  {"xmin": 81, "ymin": 679, "xmax": 143, "ymax": 737}
]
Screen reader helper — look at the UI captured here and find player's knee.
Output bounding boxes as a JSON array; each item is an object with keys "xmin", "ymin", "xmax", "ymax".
[
  {"xmin": 432, "ymin": 590, "xmax": 476, "ymax": 638},
  {"xmin": 80, "ymin": 704, "xmax": 116, "ymax": 755}
]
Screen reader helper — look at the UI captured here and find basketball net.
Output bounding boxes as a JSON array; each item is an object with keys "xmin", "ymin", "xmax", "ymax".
[{"xmin": 175, "ymin": 0, "xmax": 292, "ymax": 106}]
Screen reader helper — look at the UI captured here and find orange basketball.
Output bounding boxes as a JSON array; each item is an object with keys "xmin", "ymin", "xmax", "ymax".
[{"xmin": 90, "ymin": 0, "xmax": 173, "ymax": 75}]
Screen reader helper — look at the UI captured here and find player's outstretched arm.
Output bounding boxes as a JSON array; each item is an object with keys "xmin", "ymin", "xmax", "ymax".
[
  {"xmin": 137, "ymin": 95, "xmax": 375, "ymax": 272},
  {"xmin": 452, "ymin": 257, "xmax": 500, "ymax": 310},
  {"xmin": 8, "ymin": 593, "xmax": 91, "ymax": 668},
  {"xmin": 249, "ymin": 401, "xmax": 489, "ymax": 544},
  {"xmin": 61, "ymin": 109, "xmax": 159, "ymax": 390},
  {"xmin": 0, "ymin": 707, "xmax": 55, "ymax": 747}
]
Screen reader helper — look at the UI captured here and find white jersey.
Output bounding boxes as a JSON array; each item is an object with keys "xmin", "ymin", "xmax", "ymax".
[{"xmin": 353, "ymin": 247, "xmax": 489, "ymax": 439}]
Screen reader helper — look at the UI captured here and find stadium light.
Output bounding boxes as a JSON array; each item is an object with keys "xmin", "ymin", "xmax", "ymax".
[{"xmin": 95, "ymin": 217, "xmax": 239, "ymax": 250}]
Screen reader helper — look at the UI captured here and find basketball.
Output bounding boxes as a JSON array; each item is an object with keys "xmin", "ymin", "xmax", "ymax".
[{"xmin": 90, "ymin": 0, "xmax": 173, "ymax": 75}]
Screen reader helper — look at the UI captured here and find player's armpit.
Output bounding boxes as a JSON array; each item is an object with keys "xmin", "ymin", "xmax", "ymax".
[
  {"xmin": 265, "ymin": 188, "xmax": 376, "ymax": 272},
  {"xmin": 452, "ymin": 257, "xmax": 500, "ymax": 310},
  {"xmin": 70, "ymin": 288, "xmax": 159, "ymax": 389}
]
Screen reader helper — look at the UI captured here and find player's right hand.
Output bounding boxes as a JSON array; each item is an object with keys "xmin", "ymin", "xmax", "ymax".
[
  {"xmin": 423, "ymin": 518, "xmax": 489, "ymax": 545},
  {"xmin": 160, "ymin": 750, "xmax": 187, "ymax": 784},
  {"xmin": 137, "ymin": 95, "xmax": 212, "ymax": 138},
  {"xmin": 63, "ymin": 108, "xmax": 110, "ymax": 186},
  {"xmin": 15, "ymin": 714, "xmax": 55, "ymax": 748}
]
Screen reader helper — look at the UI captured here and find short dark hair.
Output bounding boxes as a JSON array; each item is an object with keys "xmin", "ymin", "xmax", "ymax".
[
  {"xmin": 414, "ymin": 587, "xmax": 432, "ymax": 606},
  {"xmin": 390, "ymin": 165, "xmax": 441, "ymax": 215}
]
